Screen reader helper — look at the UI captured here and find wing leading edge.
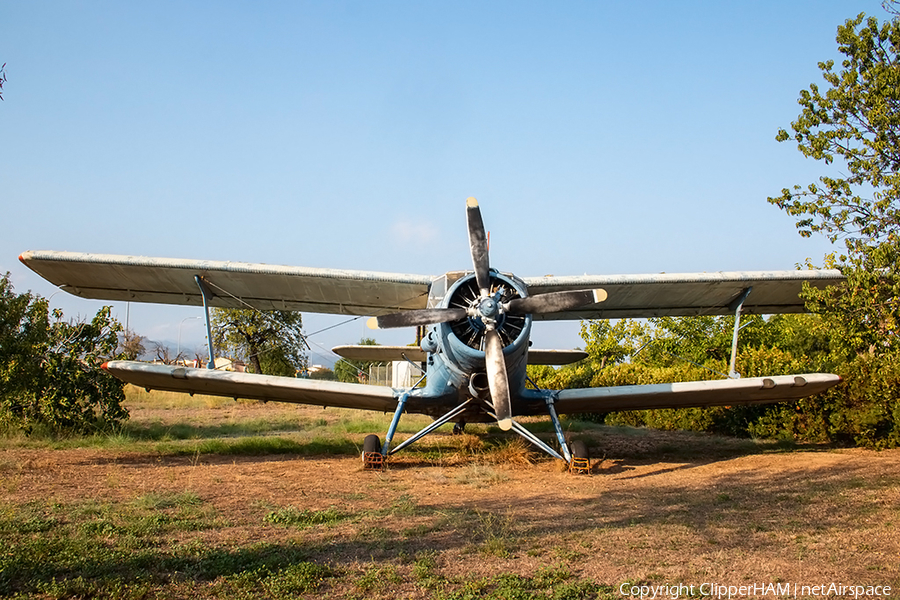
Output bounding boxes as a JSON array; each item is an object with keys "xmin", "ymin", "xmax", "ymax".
[
  {"xmin": 19, "ymin": 251, "xmax": 433, "ymax": 316},
  {"xmin": 102, "ymin": 361, "xmax": 398, "ymax": 412}
]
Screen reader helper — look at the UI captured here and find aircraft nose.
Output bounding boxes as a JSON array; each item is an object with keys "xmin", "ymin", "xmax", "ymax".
[{"xmin": 477, "ymin": 297, "xmax": 500, "ymax": 319}]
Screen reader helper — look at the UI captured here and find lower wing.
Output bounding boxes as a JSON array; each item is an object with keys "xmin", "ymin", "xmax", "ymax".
[
  {"xmin": 552, "ymin": 373, "xmax": 841, "ymax": 413},
  {"xmin": 103, "ymin": 361, "xmax": 398, "ymax": 412}
]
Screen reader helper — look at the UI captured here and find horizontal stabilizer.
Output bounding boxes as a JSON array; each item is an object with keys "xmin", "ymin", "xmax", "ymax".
[
  {"xmin": 332, "ymin": 345, "xmax": 587, "ymax": 365},
  {"xmin": 102, "ymin": 361, "xmax": 398, "ymax": 411},
  {"xmin": 333, "ymin": 345, "xmax": 427, "ymax": 362},
  {"xmin": 553, "ymin": 373, "xmax": 842, "ymax": 414}
]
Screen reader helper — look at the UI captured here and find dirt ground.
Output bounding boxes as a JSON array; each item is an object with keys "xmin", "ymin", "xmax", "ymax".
[{"xmin": 2, "ymin": 402, "xmax": 899, "ymax": 596}]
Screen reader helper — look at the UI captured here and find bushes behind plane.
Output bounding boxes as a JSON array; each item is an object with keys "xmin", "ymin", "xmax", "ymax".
[{"xmin": 530, "ymin": 315, "xmax": 900, "ymax": 449}]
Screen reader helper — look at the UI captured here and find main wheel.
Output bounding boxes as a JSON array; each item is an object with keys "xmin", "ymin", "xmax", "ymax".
[
  {"xmin": 362, "ymin": 434, "xmax": 384, "ymax": 470},
  {"xmin": 570, "ymin": 440, "xmax": 589, "ymax": 460},
  {"xmin": 363, "ymin": 434, "xmax": 381, "ymax": 456},
  {"xmin": 569, "ymin": 440, "xmax": 590, "ymax": 474}
]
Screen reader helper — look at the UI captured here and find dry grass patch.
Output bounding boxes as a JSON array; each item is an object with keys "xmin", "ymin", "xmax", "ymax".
[{"xmin": 1, "ymin": 390, "xmax": 899, "ymax": 598}]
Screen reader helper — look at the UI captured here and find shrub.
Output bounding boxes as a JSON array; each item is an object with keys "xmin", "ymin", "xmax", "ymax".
[{"xmin": 0, "ymin": 274, "xmax": 127, "ymax": 435}]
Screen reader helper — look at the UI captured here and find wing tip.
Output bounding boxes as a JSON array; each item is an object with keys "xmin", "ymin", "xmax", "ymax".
[{"xmin": 466, "ymin": 196, "xmax": 479, "ymax": 208}]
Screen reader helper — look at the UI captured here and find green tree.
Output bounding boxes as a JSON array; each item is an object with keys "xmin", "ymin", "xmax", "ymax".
[
  {"xmin": 768, "ymin": 7, "xmax": 900, "ymax": 357},
  {"xmin": 581, "ymin": 319, "xmax": 648, "ymax": 370},
  {"xmin": 768, "ymin": 10, "xmax": 900, "ymax": 248},
  {"xmin": 0, "ymin": 273, "xmax": 127, "ymax": 435},
  {"xmin": 211, "ymin": 308, "xmax": 307, "ymax": 376}
]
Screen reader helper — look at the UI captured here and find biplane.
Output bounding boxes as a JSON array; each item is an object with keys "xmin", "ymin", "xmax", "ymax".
[{"xmin": 20, "ymin": 198, "xmax": 843, "ymax": 469}]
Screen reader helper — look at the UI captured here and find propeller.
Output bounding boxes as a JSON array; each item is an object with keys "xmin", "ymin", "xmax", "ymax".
[
  {"xmin": 375, "ymin": 307, "xmax": 467, "ymax": 329},
  {"xmin": 374, "ymin": 198, "xmax": 608, "ymax": 431},
  {"xmin": 505, "ymin": 288, "xmax": 607, "ymax": 315},
  {"xmin": 484, "ymin": 326, "xmax": 512, "ymax": 430},
  {"xmin": 467, "ymin": 197, "xmax": 491, "ymax": 295}
]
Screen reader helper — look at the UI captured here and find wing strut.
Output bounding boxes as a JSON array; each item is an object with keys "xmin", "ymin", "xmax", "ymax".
[
  {"xmin": 728, "ymin": 287, "xmax": 753, "ymax": 379},
  {"xmin": 194, "ymin": 275, "xmax": 216, "ymax": 369}
]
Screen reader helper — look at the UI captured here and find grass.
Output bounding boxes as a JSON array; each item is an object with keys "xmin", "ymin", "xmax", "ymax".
[
  {"xmin": 264, "ymin": 506, "xmax": 349, "ymax": 528},
  {"xmin": 0, "ymin": 385, "xmax": 810, "ymax": 464},
  {"xmin": 0, "ymin": 494, "xmax": 619, "ymax": 599},
  {"xmin": 1, "ymin": 387, "xmax": 898, "ymax": 598}
]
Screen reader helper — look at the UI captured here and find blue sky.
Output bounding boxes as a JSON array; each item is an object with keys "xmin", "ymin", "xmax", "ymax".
[{"xmin": 0, "ymin": 1, "xmax": 885, "ymax": 366}]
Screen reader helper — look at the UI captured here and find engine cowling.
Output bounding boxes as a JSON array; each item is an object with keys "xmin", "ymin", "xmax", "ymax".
[{"xmin": 437, "ymin": 271, "xmax": 532, "ymax": 378}]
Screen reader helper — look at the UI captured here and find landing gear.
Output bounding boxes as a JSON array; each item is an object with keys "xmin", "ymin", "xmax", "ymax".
[
  {"xmin": 452, "ymin": 421, "xmax": 466, "ymax": 435},
  {"xmin": 362, "ymin": 434, "xmax": 384, "ymax": 471},
  {"xmin": 569, "ymin": 440, "xmax": 590, "ymax": 475}
]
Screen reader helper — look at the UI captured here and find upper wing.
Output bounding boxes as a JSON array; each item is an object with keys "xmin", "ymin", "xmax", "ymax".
[
  {"xmin": 102, "ymin": 361, "xmax": 399, "ymax": 411},
  {"xmin": 332, "ymin": 344, "xmax": 588, "ymax": 365},
  {"xmin": 552, "ymin": 373, "xmax": 841, "ymax": 413},
  {"xmin": 523, "ymin": 270, "xmax": 844, "ymax": 320},
  {"xmin": 21, "ymin": 252, "xmax": 844, "ymax": 320},
  {"xmin": 19, "ymin": 251, "xmax": 433, "ymax": 316}
]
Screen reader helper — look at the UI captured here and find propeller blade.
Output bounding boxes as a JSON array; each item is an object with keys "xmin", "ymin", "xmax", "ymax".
[
  {"xmin": 484, "ymin": 327, "xmax": 512, "ymax": 431},
  {"xmin": 376, "ymin": 307, "xmax": 468, "ymax": 329},
  {"xmin": 466, "ymin": 197, "xmax": 491, "ymax": 294},
  {"xmin": 505, "ymin": 288, "xmax": 607, "ymax": 315}
]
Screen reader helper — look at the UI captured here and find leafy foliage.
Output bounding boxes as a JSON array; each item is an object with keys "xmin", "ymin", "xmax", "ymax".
[
  {"xmin": 530, "ymin": 310, "xmax": 900, "ymax": 447},
  {"xmin": 211, "ymin": 308, "xmax": 307, "ymax": 376},
  {"xmin": 0, "ymin": 273, "xmax": 127, "ymax": 435},
  {"xmin": 769, "ymin": 7, "xmax": 900, "ymax": 359},
  {"xmin": 755, "ymin": 4, "xmax": 900, "ymax": 446},
  {"xmin": 768, "ymin": 11, "xmax": 900, "ymax": 248}
]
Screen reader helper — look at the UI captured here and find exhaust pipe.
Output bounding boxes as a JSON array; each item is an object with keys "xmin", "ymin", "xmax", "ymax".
[{"xmin": 468, "ymin": 372, "xmax": 490, "ymax": 399}]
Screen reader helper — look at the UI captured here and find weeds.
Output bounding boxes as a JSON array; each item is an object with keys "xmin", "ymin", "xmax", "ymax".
[
  {"xmin": 264, "ymin": 506, "xmax": 348, "ymax": 528},
  {"xmin": 452, "ymin": 464, "xmax": 509, "ymax": 488},
  {"xmin": 471, "ymin": 510, "xmax": 517, "ymax": 558},
  {"xmin": 355, "ymin": 563, "xmax": 403, "ymax": 592}
]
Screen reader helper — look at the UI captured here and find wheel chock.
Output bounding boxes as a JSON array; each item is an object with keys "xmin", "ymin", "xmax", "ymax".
[
  {"xmin": 363, "ymin": 451, "xmax": 385, "ymax": 471},
  {"xmin": 569, "ymin": 456, "xmax": 590, "ymax": 475}
]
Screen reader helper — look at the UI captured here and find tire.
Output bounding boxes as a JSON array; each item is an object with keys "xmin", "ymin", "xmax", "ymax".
[
  {"xmin": 361, "ymin": 434, "xmax": 384, "ymax": 470},
  {"xmin": 363, "ymin": 434, "xmax": 381, "ymax": 455},
  {"xmin": 570, "ymin": 440, "xmax": 589, "ymax": 460},
  {"xmin": 569, "ymin": 440, "xmax": 590, "ymax": 474}
]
